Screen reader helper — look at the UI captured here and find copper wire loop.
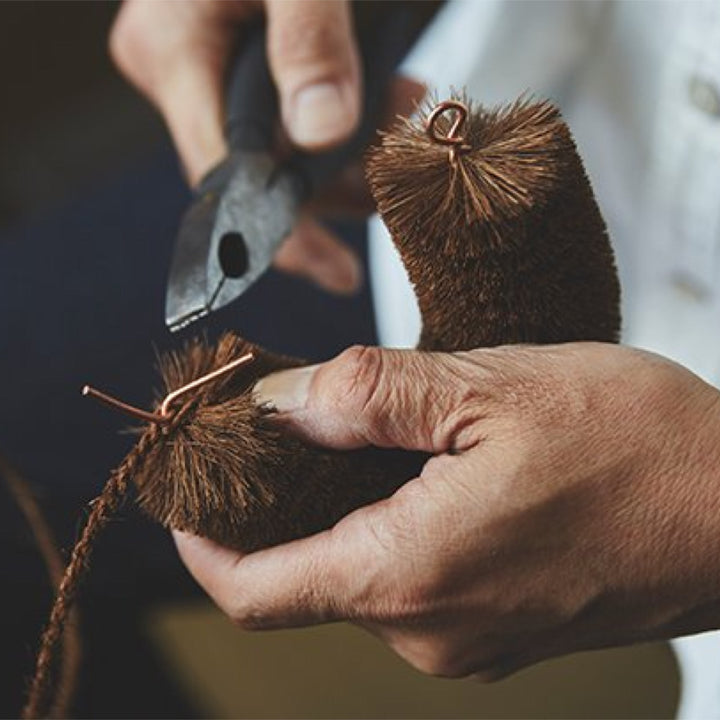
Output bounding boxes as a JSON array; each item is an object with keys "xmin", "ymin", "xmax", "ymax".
[
  {"xmin": 425, "ymin": 100, "xmax": 471, "ymax": 165},
  {"xmin": 82, "ymin": 352, "xmax": 254, "ymax": 425}
]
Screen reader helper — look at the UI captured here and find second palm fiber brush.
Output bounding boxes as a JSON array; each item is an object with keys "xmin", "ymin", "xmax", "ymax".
[{"xmin": 25, "ymin": 95, "xmax": 619, "ymax": 718}]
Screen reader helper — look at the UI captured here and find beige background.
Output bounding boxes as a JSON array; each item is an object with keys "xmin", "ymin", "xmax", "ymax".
[{"xmin": 147, "ymin": 601, "xmax": 679, "ymax": 719}]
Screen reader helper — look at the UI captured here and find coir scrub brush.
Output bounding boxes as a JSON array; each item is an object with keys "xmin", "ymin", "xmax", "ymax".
[{"xmin": 24, "ymin": 94, "xmax": 620, "ymax": 718}]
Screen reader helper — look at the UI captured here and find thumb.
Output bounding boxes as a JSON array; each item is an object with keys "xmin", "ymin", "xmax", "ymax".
[
  {"xmin": 266, "ymin": 0, "xmax": 361, "ymax": 150},
  {"xmin": 253, "ymin": 346, "xmax": 478, "ymax": 453}
]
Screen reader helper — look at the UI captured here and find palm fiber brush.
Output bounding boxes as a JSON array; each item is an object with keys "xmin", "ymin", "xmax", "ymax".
[{"xmin": 25, "ymin": 94, "xmax": 620, "ymax": 718}]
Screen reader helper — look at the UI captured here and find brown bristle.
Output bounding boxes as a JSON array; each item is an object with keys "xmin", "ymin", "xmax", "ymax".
[
  {"xmin": 133, "ymin": 334, "xmax": 423, "ymax": 552},
  {"xmin": 369, "ymin": 95, "xmax": 569, "ymax": 251},
  {"xmin": 367, "ymin": 93, "xmax": 621, "ymax": 350}
]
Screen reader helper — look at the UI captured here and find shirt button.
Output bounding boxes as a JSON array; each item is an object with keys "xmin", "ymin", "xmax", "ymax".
[
  {"xmin": 688, "ymin": 76, "xmax": 720, "ymax": 118},
  {"xmin": 670, "ymin": 271, "xmax": 711, "ymax": 303}
]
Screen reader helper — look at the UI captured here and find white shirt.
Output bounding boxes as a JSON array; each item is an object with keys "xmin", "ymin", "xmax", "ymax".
[{"xmin": 368, "ymin": 2, "xmax": 720, "ymax": 716}]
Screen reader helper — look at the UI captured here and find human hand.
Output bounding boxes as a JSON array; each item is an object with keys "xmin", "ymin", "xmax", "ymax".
[
  {"xmin": 174, "ymin": 342, "xmax": 720, "ymax": 679},
  {"xmin": 110, "ymin": 0, "xmax": 423, "ymax": 294}
]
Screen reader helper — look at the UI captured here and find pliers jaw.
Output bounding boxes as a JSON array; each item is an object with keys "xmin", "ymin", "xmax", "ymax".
[
  {"xmin": 165, "ymin": 153, "xmax": 300, "ymax": 334},
  {"xmin": 164, "ymin": 158, "xmax": 231, "ymax": 333},
  {"xmin": 205, "ymin": 154, "xmax": 300, "ymax": 318}
]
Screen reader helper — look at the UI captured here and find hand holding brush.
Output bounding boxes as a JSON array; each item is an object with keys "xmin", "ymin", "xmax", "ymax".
[
  {"xmin": 26, "ymin": 94, "xmax": 628, "ymax": 716},
  {"xmin": 174, "ymin": 99, "xmax": 720, "ymax": 680}
]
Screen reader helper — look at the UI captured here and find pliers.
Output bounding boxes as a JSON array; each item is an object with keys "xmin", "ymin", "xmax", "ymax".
[{"xmin": 165, "ymin": 6, "xmax": 422, "ymax": 332}]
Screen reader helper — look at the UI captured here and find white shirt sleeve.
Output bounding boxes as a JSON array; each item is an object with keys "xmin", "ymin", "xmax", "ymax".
[{"xmin": 368, "ymin": 2, "xmax": 720, "ymax": 716}]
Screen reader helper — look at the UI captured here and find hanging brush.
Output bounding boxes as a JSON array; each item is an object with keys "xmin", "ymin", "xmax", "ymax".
[{"xmin": 24, "ymin": 93, "xmax": 620, "ymax": 718}]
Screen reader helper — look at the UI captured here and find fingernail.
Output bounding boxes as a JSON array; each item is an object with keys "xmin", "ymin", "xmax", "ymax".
[
  {"xmin": 253, "ymin": 364, "xmax": 320, "ymax": 413},
  {"xmin": 287, "ymin": 81, "xmax": 357, "ymax": 148}
]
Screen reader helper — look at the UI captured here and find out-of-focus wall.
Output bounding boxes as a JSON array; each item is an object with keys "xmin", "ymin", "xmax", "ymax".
[{"xmin": 0, "ymin": 1, "xmax": 163, "ymax": 226}]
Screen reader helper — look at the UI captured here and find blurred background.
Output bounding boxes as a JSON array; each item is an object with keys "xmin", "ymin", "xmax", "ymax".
[{"xmin": 0, "ymin": 2, "xmax": 679, "ymax": 718}]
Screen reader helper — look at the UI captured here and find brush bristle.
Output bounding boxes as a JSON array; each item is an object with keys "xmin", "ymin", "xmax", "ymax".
[
  {"xmin": 368, "ymin": 95, "xmax": 570, "ymax": 254},
  {"xmin": 132, "ymin": 334, "xmax": 422, "ymax": 551},
  {"xmin": 367, "ymin": 93, "xmax": 620, "ymax": 350}
]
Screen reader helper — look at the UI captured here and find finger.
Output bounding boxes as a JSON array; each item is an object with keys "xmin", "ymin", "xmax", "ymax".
[
  {"xmin": 382, "ymin": 75, "xmax": 427, "ymax": 126},
  {"xmin": 158, "ymin": 59, "xmax": 229, "ymax": 186},
  {"xmin": 173, "ymin": 515, "xmax": 378, "ymax": 629},
  {"xmin": 308, "ymin": 75, "xmax": 427, "ymax": 216},
  {"xmin": 254, "ymin": 347, "xmax": 486, "ymax": 452},
  {"xmin": 110, "ymin": 1, "xmax": 247, "ymax": 185},
  {"xmin": 274, "ymin": 217, "xmax": 362, "ymax": 294},
  {"xmin": 265, "ymin": 0, "xmax": 360, "ymax": 150},
  {"xmin": 307, "ymin": 163, "xmax": 375, "ymax": 217}
]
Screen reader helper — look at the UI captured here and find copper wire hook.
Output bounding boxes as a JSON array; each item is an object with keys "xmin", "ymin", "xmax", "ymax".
[
  {"xmin": 425, "ymin": 100, "xmax": 471, "ymax": 166},
  {"xmin": 82, "ymin": 352, "xmax": 254, "ymax": 425},
  {"xmin": 159, "ymin": 352, "xmax": 253, "ymax": 416}
]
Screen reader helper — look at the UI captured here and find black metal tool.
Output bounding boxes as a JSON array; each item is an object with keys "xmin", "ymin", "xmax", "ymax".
[{"xmin": 165, "ymin": 6, "xmax": 419, "ymax": 332}]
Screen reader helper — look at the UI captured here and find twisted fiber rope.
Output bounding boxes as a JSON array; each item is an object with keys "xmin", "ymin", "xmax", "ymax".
[
  {"xmin": 23, "ymin": 403, "xmax": 194, "ymax": 719},
  {"xmin": 0, "ymin": 455, "xmax": 82, "ymax": 719}
]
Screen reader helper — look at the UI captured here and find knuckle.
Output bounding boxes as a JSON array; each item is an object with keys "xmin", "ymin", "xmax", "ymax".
[
  {"xmin": 323, "ymin": 345, "xmax": 384, "ymax": 419},
  {"xmin": 419, "ymin": 647, "xmax": 511, "ymax": 681},
  {"xmin": 401, "ymin": 640, "xmax": 468, "ymax": 679},
  {"xmin": 230, "ymin": 604, "xmax": 271, "ymax": 631},
  {"xmin": 644, "ymin": 354, "xmax": 695, "ymax": 407},
  {"xmin": 392, "ymin": 628, "xmax": 514, "ymax": 681},
  {"xmin": 274, "ymin": 16, "xmax": 342, "ymax": 64}
]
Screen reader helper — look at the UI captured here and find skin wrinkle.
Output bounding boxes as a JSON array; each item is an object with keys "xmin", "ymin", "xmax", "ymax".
[
  {"xmin": 351, "ymin": 493, "xmax": 474, "ymax": 626},
  {"xmin": 360, "ymin": 483, "xmax": 428, "ymax": 562},
  {"xmin": 341, "ymin": 345, "xmax": 388, "ymax": 442},
  {"xmin": 328, "ymin": 519, "xmax": 399, "ymax": 624},
  {"xmin": 423, "ymin": 359, "xmax": 484, "ymax": 452},
  {"xmin": 360, "ymin": 576, "xmax": 449, "ymax": 631},
  {"xmin": 294, "ymin": 551, "xmax": 340, "ymax": 623}
]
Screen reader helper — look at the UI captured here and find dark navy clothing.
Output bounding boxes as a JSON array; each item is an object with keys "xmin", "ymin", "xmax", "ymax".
[{"xmin": 0, "ymin": 143, "xmax": 376, "ymax": 717}]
